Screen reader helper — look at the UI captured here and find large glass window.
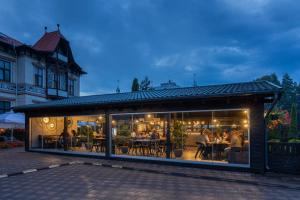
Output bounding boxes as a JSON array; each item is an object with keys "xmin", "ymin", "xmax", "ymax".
[
  {"xmin": 0, "ymin": 60, "xmax": 11, "ymax": 82},
  {"xmin": 111, "ymin": 113, "xmax": 167, "ymax": 158},
  {"xmin": 29, "ymin": 115, "xmax": 106, "ymax": 155},
  {"xmin": 111, "ymin": 109, "xmax": 250, "ymax": 166}
]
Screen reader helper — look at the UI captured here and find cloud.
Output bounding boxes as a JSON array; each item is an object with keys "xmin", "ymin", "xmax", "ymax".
[{"xmin": 1, "ymin": 0, "xmax": 300, "ymax": 93}]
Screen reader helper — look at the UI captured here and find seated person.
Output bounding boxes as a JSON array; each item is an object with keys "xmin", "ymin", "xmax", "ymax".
[
  {"xmin": 195, "ymin": 129, "xmax": 211, "ymax": 158},
  {"xmin": 131, "ymin": 131, "xmax": 137, "ymax": 138},
  {"xmin": 224, "ymin": 130, "xmax": 243, "ymax": 153}
]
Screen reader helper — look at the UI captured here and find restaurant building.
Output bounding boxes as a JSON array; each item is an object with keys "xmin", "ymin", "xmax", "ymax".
[{"xmin": 14, "ymin": 81, "xmax": 282, "ymax": 173}]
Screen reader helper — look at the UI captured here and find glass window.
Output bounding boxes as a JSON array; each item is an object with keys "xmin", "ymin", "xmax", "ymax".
[
  {"xmin": 111, "ymin": 113, "xmax": 167, "ymax": 158},
  {"xmin": 211, "ymin": 110, "xmax": 249, "ymax": 165},
  {"xmin": 29, "ymin": 115, "xmax": 106, "ymax": 155},
  {"xmin": 58, "ymin": 72, "xmax": 67, "ymax": 91},
  {"xmin": 68, "ymin": 79, "xmax": 75, "ymax": 96},
  {"xmin": 0, "ymin": 101, "xmax": 11, "ymax": 113},
  {"xmin": 34, "ymin": 67, "xmax": 43, "ymax": 87},
  {"xmin": 47, "ymin": 69, "xmax": 57, "ymax": 89},
  {"xmin": 110, "ymin": 109, "xmax": 250, "ymax": 166},
  {"xmin": 0, "ymin": 60, "xmax": 11, "ymax": 82}
]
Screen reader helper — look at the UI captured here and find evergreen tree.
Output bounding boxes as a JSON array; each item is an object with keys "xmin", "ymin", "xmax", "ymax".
[
  {"xmin": 289, "ymin": 103, "xmax": 298, "ymax": 137},
  {"xmin": 279, "ymin": 73, "xmax": 296, "ymax": 110},
  {"xmin": 131, "ymin": 78, "xmax": 140, "ymax": 92},
  {"xmin": 255, "ymin": 73, "xmax": 281, "ymax": 86},
  {"xmin": 140, "ymin": 76, "xmax": 151, "ymax": 91}
]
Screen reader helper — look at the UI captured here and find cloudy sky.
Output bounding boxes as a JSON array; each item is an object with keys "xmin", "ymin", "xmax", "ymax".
[{"xmin": 1, "ymin": 0, "xmax": 300, "ymax": 95}]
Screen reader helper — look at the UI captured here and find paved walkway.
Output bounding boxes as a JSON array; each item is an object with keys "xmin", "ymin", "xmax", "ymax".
[{"xmin": 1, "ymin": 148, "xmax": 300, "ymax": 199}]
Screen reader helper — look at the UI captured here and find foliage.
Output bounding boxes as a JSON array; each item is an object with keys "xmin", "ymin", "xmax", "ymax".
[
  {"xmin": 288, "ymin": 138, "xmax": 300, "ymax": 143},
  {"xmin": 268, "ymin": 139, "xmax": 280, "ymax": 143},
  {"xmin": 255, "ymin": 73, "xmax": 281, "ymax": 86},
  {"xmin": 77, "ymin": 126, "xmax": 94, "ymax": 140},
  {"xmin": 140, "ymin": 76, "xmax": 152, "ymax": 91},
  {"xmin": 279, "ymin": 73, "xmax": 297, "ymax": 110},
  {"xmin": 131, "ymin": 78, "xmax": 140, "ymax": 91},
  {"xmin": 266, "ymin": 109, "xmax": 290, "ymax": 130},
  {"xmin": 171, "ymin": 121, "xmax": 188, "ymax": 149},
  {"xmin": 266, "ymin": 109, "xmax": 290, "ymax": 140},
  {"xmin": 118, "ymin": 124, "xmax": 131, "ymax": 137},
  {"xmin": 289, "ymin": 103, "xmax": 298, "ymax": 136},
  {"xmin": 115, "ymin": 124, "xmax": 131, "ymax": 146}
]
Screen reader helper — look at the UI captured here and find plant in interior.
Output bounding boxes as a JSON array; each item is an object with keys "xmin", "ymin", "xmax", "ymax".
[
  {"xmin": 115, "ymin": 124, "xmax": 131, "ymax": 153},
  {"xmin": 171, "ymin": 120, "xmax": 188, "ymax": 157}
]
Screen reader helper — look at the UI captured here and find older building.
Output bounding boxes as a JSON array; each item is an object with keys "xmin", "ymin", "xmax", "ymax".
[{"xmin": 0, "ymin": 26, "xmax": 85, "ymax": 113}]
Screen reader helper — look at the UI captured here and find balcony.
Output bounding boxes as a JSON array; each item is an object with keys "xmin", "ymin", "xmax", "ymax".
[{"xmin": 0, "ymin": 81, "xmax": 16, "ymax": 93}]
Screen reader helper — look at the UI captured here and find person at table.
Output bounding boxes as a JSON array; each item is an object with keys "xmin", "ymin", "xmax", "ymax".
[
  {"xmin": 224, "ymin": 130, "xmax": 243, "ymax": 154},
  {"xmin": 195, "ymin": 129, "xmax": 211, "ymax": 159},
  {"xmin": 214, "ymin": 132, "xmax": 223, "ymax": 143},
  {"xmin": 222, "ymin": 131, "xmax": 230, "ymax": 143},
  {"xmin": 58, "ymin": 131, "xmax": 71, "ymax": 149},
  {"xmin": 150, "ymin": 129, "xmax": 160, "ymax": 139}
]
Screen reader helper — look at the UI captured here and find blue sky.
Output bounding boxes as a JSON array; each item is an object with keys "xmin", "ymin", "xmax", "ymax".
[{"xmin": 1, "ymin": 0, "xmax": 300, "ymax": 95}]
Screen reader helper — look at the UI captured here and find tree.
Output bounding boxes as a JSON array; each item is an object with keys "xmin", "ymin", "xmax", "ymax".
[
  {"xmin": 289, "ymin": 103, "xmax": 298, "ymax": 137},
  {"xmin": 140, "ymin": 76, "xmax": 152, "ymax": 91},
  {"xmin": 279, "ymin": 73, "xmax": 297, "ymax": 110},
  {"xmin": 131, "ymin": 78, "xmax": 140, "ymax": 92},
  {"xmin": 256, "ymin": 73, "xmax": 281, "ymax": 86}
]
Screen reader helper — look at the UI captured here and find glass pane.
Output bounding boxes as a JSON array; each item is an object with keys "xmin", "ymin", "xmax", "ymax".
[
  {"xmin": 67, "ymin": 115, "xmax": 105, "ymax": 155},
  {"xmin": 4, "ymin": 70, "xmax": 10, "ymax": 81},
  {"xmin": 30, "ymin": 117, "xmax": 64, "ymax": 150},
  {"xmin": 111, "ymin": 114, "xmax": 132, "ymax": 155},
  {"xmin": 181, "ymin": 111, "xmax": 213, "ymax": 162},
  {"xmin": 111, "ymin": 113, "xmax": 167, "ymax": 158},
  {"xmin": 0, "ymin": 70, "xmax": 4, "ymax": 80},
  {"xmin": 212, "ymin": 110, "xmax": 249, "ymax": 165}
]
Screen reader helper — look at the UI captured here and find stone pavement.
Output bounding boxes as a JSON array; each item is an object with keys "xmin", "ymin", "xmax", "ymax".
[{"xmin": 0, "ymin": 148, "xmax": 300, "ymax": 200}]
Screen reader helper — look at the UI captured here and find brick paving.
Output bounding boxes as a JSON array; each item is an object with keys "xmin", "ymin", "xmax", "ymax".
[{"xmin": 0, "ymin": 148, "xmax": 300, "ymax": 199}]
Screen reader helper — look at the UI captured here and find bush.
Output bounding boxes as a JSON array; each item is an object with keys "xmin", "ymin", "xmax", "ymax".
[{"xmin": 288, "ymin": 138, "xmax": 300, "ymax": 143}]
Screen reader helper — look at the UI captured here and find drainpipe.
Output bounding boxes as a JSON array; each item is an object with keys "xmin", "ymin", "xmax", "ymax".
[{"xmin": 264, "ymin": 92, "xmax": 281, "ymax": 170}]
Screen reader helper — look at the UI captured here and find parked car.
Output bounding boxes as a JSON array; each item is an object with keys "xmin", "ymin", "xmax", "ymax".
[{"xmin": 0, "ymin": 136, "xmax": 24, "ymax": 148}]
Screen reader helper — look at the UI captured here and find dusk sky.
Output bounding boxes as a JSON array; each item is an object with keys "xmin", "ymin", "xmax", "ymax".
[{"xmin": 1, "ymin": 0, "xmax": 300, "ymax": 95}]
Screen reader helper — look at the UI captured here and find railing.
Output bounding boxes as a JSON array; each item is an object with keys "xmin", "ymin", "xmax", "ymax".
[
  {"xmin": 268, "ymin": 142, "xmax": 300, "ymax": 174},
  {"xmin": 17, "ymin": 83, "xmax": 46, "ymax": 96},
  {"xmin": 0, "ymin": 81, "xmax": 16, "ymax": 93}
]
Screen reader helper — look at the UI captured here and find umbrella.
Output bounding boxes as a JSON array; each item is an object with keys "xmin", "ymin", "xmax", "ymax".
[{"xmin": 0, "ymin": 111, "xmax": 25, "ymax": 141}]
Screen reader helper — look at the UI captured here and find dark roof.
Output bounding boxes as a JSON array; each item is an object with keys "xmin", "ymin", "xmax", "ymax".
[
  {"xmin": 33, "ymin": 31, "xmax": 66, "ymax": 52},
  {"xmin": 14, "ymin": 81, "xmax": 282, "ymax": 112},
  {"xmin": 0, "ymin": 32, "xmax": 23, "ymax": 47}
]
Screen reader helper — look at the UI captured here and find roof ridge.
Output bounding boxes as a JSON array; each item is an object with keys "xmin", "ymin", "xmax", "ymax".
[{"xmin": 78, "ymin": 80, "xmax": 269, "ymax": 98}]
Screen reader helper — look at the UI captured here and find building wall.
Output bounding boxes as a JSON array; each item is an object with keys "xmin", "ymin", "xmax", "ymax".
[{"xmin": 0, "ymin": 48, "xmax": 82, "ymax": 109}]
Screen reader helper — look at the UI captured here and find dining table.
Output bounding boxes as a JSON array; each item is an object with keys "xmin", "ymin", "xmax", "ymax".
[{"xmin": 131, "ymin": 138, "xmax": 163, "ymax": 156}]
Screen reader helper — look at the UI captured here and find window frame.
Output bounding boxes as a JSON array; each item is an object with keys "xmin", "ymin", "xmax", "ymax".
[{"xmin": 0, "ymin": 60, "xmax": 11, "ymax": 82}]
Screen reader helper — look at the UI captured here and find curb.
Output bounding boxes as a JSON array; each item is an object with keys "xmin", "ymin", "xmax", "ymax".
[{"xmin": 0, "ymin": 161, "xmax": 81, "ymax": 179}]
